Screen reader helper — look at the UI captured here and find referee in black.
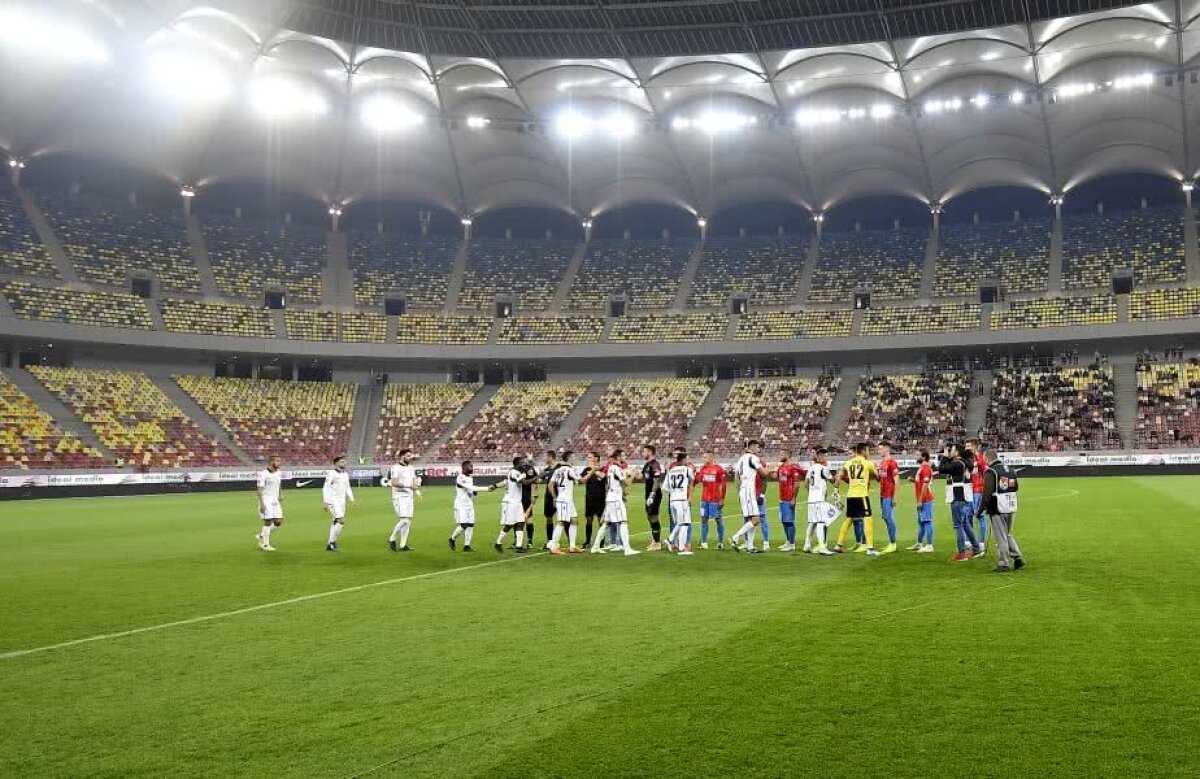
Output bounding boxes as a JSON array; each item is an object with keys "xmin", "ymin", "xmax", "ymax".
[{"xmin": 975, "ymin": 449, "xmax": 1026, "ymax": 572}]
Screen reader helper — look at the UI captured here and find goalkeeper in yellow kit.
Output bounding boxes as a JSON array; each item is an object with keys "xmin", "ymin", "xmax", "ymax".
[{"xmin": 834, "ymin": 442, "xmax": 880, "ymax": 556}]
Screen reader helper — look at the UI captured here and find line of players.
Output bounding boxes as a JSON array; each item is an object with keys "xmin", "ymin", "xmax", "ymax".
[{"xmin": 254, "ymin": 438, "xmax": 1002, "ymax": 564}]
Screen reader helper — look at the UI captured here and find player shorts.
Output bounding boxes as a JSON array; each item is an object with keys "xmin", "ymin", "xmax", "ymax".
[
  {"xmin": 779, "ymin": 501, "xmax": 795, "ymax": 525},
  {"xmin": 326, "ymin": 500, "xmax": 346, "ymax": 520},
  {"xmin": 259, "ymin": 499, "xmax": 282, "ymax": 521},
  {"xmin": 392, "ymin": 493, "xmax": 414, "ymax": 518},
  {"xmin": 603, "ymin": 500, "xmax": 627, "ymax": 524},
  {"xmin": 807, "ymin": 502, "xmax": 831, "ymax": 526},
  {"xmin": 918, "ymin": 502, "xmax": 934, "ymax": 523},
  {"xmin": 668, "ymin": 500, "xmax": 691, "ymax": 527},
  {"xmin": 544, "ymin": 499, "xmax": 557, "ymax": 519},
  {"xmin": 585, "ymin": 494, "xmax": 605, "ymax": 518},
  {"xmin": 500, "ymin": 500, "xmax": 524, "ymax": 527},
  {"xmin": 555, "ymin": 500, "xmax": 576, "ymax": 522},
  {"xmin": 700, "ymin": 500, "xmax": 722, "ymax": 520},
  {"xmin": 846, "ymin": 496, "xmax": 872, "ymax": 519},
  {"xmin": 454, "ymin": 504, "xmax": 476, "ymax": 526},
  {"xmin": 738, "ymin": 489, "xmax": 759, "ymax": 518}
]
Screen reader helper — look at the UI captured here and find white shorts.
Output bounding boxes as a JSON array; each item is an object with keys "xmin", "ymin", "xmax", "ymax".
[
  {"xmin": 392, "ymin": 493, "xmax": 414, "ymax": 518},
  {"xmin": 603, "ymin": 501, "xmax": 627, "ymax": 524},
  {"xmin": 259, "ymin": 499, "xmax": 282, "ymax": 521},
  {"xmin": 669, "ymin": 501, "xmax": 691, "ymax": 526},
  {"xmin": 500, "ymin": 500, "xmax": 524, "ymax": 527},
  {"xmin": 739, "ymin": 489, "xmax": 759, "ymax": 518},
  {"xmin": 555, "ymin": 500, "xmax": 577, "ymax": 522},
  {"xmin": 807, "ymin": 502, "xmax": 835, "ymax": 526},
  {"xmin": 326, "ymin": 500, "xmax": 346, "ymax": 520},
  {"xmin": 454, "ymin": 504, "xmax": 476, "ymax": 526}
]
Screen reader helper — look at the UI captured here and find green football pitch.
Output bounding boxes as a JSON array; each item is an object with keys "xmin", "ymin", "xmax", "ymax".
[{"xmin": 2, "ymin": 476, "xmax": 1198, "ymax": 778}]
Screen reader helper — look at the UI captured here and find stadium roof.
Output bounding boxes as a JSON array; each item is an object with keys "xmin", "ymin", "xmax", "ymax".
[{"xmin": 1, "ymin": 1, "xmax": 1198, "ymax": 218}]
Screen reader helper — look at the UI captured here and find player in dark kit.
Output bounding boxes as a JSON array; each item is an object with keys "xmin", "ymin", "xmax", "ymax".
[
  {"xmin": 640, "ymin": 444, "xmax": 665, "ymax": 551},
  {"xmin": 540, "ymin": 450, "xmax": 560, "ymax": 550},
  {"xmin": 518, "ymin": 455, "xmax": 539, "ymax": 550},
  {"xmin": 580, "ymin": 451, "xmax": 607, "ymax": 548}
]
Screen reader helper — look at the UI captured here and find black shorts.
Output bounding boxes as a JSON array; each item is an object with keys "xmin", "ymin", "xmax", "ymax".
[
  {"xmin": 585, "ymin": 495, "xmax": 605, "ymax": 519},
  {"xmin": 846, "ymin": 496, "xmax": 872, "ymax": 519},
  {"xmin": 543, "ymin": 500, "xmax": 557, "ymax": 519}
]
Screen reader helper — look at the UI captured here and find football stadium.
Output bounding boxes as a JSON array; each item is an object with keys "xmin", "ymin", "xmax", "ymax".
[{"xmin": 3, "ymin": 0, "xmax": 1200, "ymax": 776}]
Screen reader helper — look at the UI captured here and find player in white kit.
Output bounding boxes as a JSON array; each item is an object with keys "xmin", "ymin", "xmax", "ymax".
[
  {"xmin": 323, "ymin": 455, "xmax": 355, "ymax": 552},
  {"xmin": 383, "ymin": 448, "xmax": 421, "ymax": 552},
  {"xmin": 729, "ymin": 440, "xmax": 768, "ymax": 554},
  {"xmin": 663, "ymin": 448, "xmax": 696, "ymax": 556},
  {"xmin": 449, "ymin": 460, "xmax": 496, "ymax": 552},
  {"xmin": 546, "ymin": 451, "xmax": 583, "ymax": 554},
  {"xmin": 255, "ymin": 454, "xmax": 283, "ymax": 551},
  {"xmin": 495, "ymin": 456, "xmax": 533, "ymax": 553},
  {"xmin": 591, "ymin": 449, "xmax": 639, "ymax": 556},
  {"xmin": 802, "ymin": 447, "xmax": 837, "ymax": 555}
]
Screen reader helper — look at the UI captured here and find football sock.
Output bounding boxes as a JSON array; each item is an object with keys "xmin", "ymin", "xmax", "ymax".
[
  {"xmin": 546, "ymin": 520, "xmax": 554, "ymax": 542},
  {"xmin": 463, "ymin": 526, "xmax": 473, "ymax": 546},
  {"xmin": 399, "ymin": 519, "xmax": 411, "ymax": 547},
  {"xmin": 680, "ymin": 525, "xmax": 690, "ymax": 548},
  {"xmin": 618, "ymin": 523, "xmax": 632, "ymax": 551},
  {"xmin": 388, "ymin": 520, "xmax": 403, "ymax": 543},
  {"xmin": 803, "ymin": 524, "xmax": 814, "ymax": 548},
  {"xmin": 837, "ymin": 519, "xmax": 852, "ymax": 545},
  {"xmin": 700, "ymin": 520, "xmax": 709, "ymax": 544},
  {"xmin": 853, "ymin": 519, "xmax": 865, "ymax": 544},
  {"xmin": 759, "ymin": 518, "xmax": 770, "ymax": 543},
  {"xmin": 328, "ymin": 521, "xmax": 343, "ymax": 545},
  {"xmin": 260, "ymin": 524, "xmax": 273, "ymax": 544},
  {"xmin": 450, "ymin": 525, "xmax": 464, "ymax": 541},
  {"xmin": 515, "ymin": 528, "xmax": 525, "ymax": 548},
  {"xmin": 816, "ymin": 524, "xmax": 828, "ymax": 549},
  {"xmin": 525, "ymin": 522, "xmax": 534, "ymax": 544},
  {"xmin": 590, "ymin": 521, "xmax": 607, "ymax": 550},
  {"xmin": 567, "ymin": 524, "xmax": 578, "ymax": 548},
  {"xmin": 884, "ymin": 511, "xmax": 897, "ymax": 543},
  {"xmin": 864, "ymin": 517, "xmax": 874, "ymax": 548},
  {"xmin": 650, "ymin": 520, "xmax": 661, "ymax": 543},
  {"xmin": 495, "ymin": 530, "xmax": 507, "ymax": 546},
  {"xmin": 549, "ymin": 524, "xmax": 563, "ymax": 548},
  {"xmin": 733, "ymin": 521, "xmax": 753, "ymax": 544},
  {"xmin": 783, "ymin": 523, "xmax": 795, "ymax": 545},
  {"xmin": 715, "ymin": 518, "xmax": 725, "ymax": 542}
]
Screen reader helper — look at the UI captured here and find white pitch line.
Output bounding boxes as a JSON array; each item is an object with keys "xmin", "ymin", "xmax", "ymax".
[{"xmin": 0, "ymin": 551, "xmax": 549, "ymax": 661}]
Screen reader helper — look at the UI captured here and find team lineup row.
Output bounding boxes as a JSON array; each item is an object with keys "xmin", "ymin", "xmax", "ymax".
[{"xmin": 253, "ymin": 437, "xmax": 1028, "ymax": 572}]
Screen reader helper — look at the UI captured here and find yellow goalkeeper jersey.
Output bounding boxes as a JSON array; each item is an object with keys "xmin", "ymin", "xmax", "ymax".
[{"xmin": 843, "ymin": 455, "xmax": 877, "ymax": 498}]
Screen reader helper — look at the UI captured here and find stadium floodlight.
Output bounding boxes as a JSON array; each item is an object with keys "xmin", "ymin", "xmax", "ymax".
[
  {"xmin": 0, "ymin": 7, "xmax": 109, "ymax": 64},
  {"xmin": 697, "ymin": 218, "xmax": 707, "ymax": 228},
  {"xmin": 1049, "ymin": 194, "xmax": 1064, "ymax": 206},
  {"xmin": 1010, "ymin": 89, "xmax": 1026, "ymax": 105},
  {"xmin": 924, "ymin": 99, "xmax": 944, "ymax": 114},
  {"xmin": 460, "ymin": 217, "xmax": 473, "ymax": 226},
  {"xmin": 465, "ymin": 115, "xmax": 490, "ymax": 129},
  {"xmin": 671, "ymin": 116, "xmax": 692, "ymax": 131},
  {"xmin": 360, "ymin": 95, "xmax": 424, "ymax": 133},
  {"xmin": 812, "ymin": 212, "xmax": 825, "ymax": 224},
  {"xmin": 794, "ymin": 108, "xmax": 841, "ymax": 127},
  {"xmin": 869, "ymin": 103, "xmax": 894, "ymax": 120},
  {"xmin": 328, "ymin": 204, "xmax": 343, "ymax": 217},
  {"xmin": 581, "ymin": 218, "xmax": 593, "ymax": 229},
  {"xmin": 846, "ymin": 107, "xmax": 867, "ymax": 120},
  {"xmin": 552, "ymin": 110, "xmax": 590, "ymax": 140},
  {"xmin": 180, "ymin": 186, "xmax": 196, "ymax": 198},
  {"xmin": 1112, "ymin": 73, "xmax": 1154, "ymax": 90},
  {"xmin": 696, "ymin": 110, "xmax": 750, "ymax": 134},
  {"xmin": 1057, "ymin": 82, "xmax": 1097, "ymax": 99},
  {"xmin": 1182, "ymin": 181, "xmax": 1195, "ymax": 193},
  {"xmin": 971, "ymin": 93, "xmax": 990, "ymax": 108},
  {"xmin": 250, "ymin": 76, "xmax": 328, "ymax": 120},
  {"xmin": 607, "ymin": 112, "xmax": 637, "ymax": 140},
  {"xmin": 8, "ymin": 159, "xmax": 25, "ymax": 169},
  {"xmin": 148, "ymin": 51, "xmax": 232, "ymax": 105}
]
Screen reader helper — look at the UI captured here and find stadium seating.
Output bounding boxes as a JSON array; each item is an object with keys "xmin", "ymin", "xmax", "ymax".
[
  {"xmin": 563, "ymin": 379, "xmax": 711, "ymax": 454},
  {"xmin": 609, "ymin": 312, "xmax": 728, "ymax": 343},
  {"xmin": 986, "ymin": 366, "xmax": 1120, "ymax": 451},
  {"xmin": 569, "ymin": 239, "xmax": 693, "ymax": 311},
  {"xmin": 860, "ymin": 303, "xmax": 981, "ymax": 336},
  {"xmin": 160, "ymin": 299, "xmax": 274, "ymax": 337},
  {"xmin": 349, "ymin": 233, "xmax": 458, "ymax": 309},
  {"xmin": 1062, "ymin": 207, "xmax": 1185, "ymax": 290},
  {"xmin": 28, "ymin": 366, "xmax": 238, "ymax": 467},
  {"xmin": 1135, "ymin": 362, "xmax": 1200, "ymax": 448},
  {"xmin": 991, "ymin": 294, "xmax": 1116, "ymax": 330},
  {"xmin": 809, "ymin": 227, "xmax": 926, "ymax": 303},
  {"xmin": 0, "ymin": 372, "xmax": 109, "ymax": 469},
  {"xmin": 396, "ymin": 313, "xmax": 491, "ymax": 345},
  {"xmin": 837, "ymin": 373, "xmax": 972, "ymax": 453},
  {"xmin": 175, "ymin": 376, "xmax": 355, "ymax": 465},
  {"xmin": 4, "ymin": 281, "xmax": 152, "ymax": 329},
  {"xmin": 438, "ymin": 381, "xmax": 589, "ymax": 460},
  {"xmin": 374, "ymin": 383, "xmax": 479, "ymax": 463},
  {"xmin": 203, "ymin": 215, "xmax": 325, "ymax": 303},
  {"xmin": 340, "ymin": 311, "xmax": 388, "ymax": 343},
  {"xmin": 1129, "ymin": 288, "xmax": 1200, "ymax": 322},
  {"xmin": 0, "ymin": 182, "xmax": 54, "ymax": 279},
  {"xmin": 689, "ymin": 236, "xmax": 808, "ymax": 308},
  {"xmin": 497, "ymin": 316, "xmax": 605, "ymax": 344},
  {"xmin": 697, "ymin": 376, "xmax": 840, "ymax": 456},
  {"xmin": 39, "ymin": 191, "xmax": 199, "ymax": 292},
  {"xmin": 934, "ymin": 219, "xmax": 1051, "ymax": 296},
  {"xmin": 459, "ymin": 239, "xmax": 575, "ymax": 312},
  {"xmin": 284, "ymin": 309, "xmax": 338, "ymax": 341},
  {"xmin": 734, "ymin": 309, "xmax": 853, "ymax": 340}
]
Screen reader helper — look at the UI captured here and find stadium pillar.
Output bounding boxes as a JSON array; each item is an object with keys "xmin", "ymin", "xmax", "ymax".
[
  {"xmin": 1183, "ymin": 181, "xmax": 1194, "ymax": 209},
  {"xmin": 582, "ymin": 219, "xmax": 593, "ymax": 243},
  {"xmin": 812, "ymin": 212, "xmax": 825, "ymax": 238},
  {"xmin": 328, "ymin": 205, "xmax": 343, "ymax": 232},
  {"xmin": 930, "ymin": 203, "xmax": 943, "ymax": 233},
  {"xmin": 461, "ymin": 217, "xmax": 473, "ymax": 241},
  {"xmin": 8, "ymin": 159, "xmax": 24, "ymax": 187}
]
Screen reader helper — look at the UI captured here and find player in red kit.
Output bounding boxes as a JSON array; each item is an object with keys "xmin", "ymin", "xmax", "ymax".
[
  {"xmin": 773, "ymin": 451, "xmax": 806, "ymax": 551},
  {"xmin": 968, "ymin": 438, "xmax": 989, "ymax": 553},
  {"xmin": 697, "ymin": 449, "xmax": 727, "ymax": 549},
  {"xmin": 907, "ymin": 449, "xmax": 935, "ymax": 552},
  {"xmin": 877, "ymin": 441, "xmax": 901, "ymax": 554}
]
